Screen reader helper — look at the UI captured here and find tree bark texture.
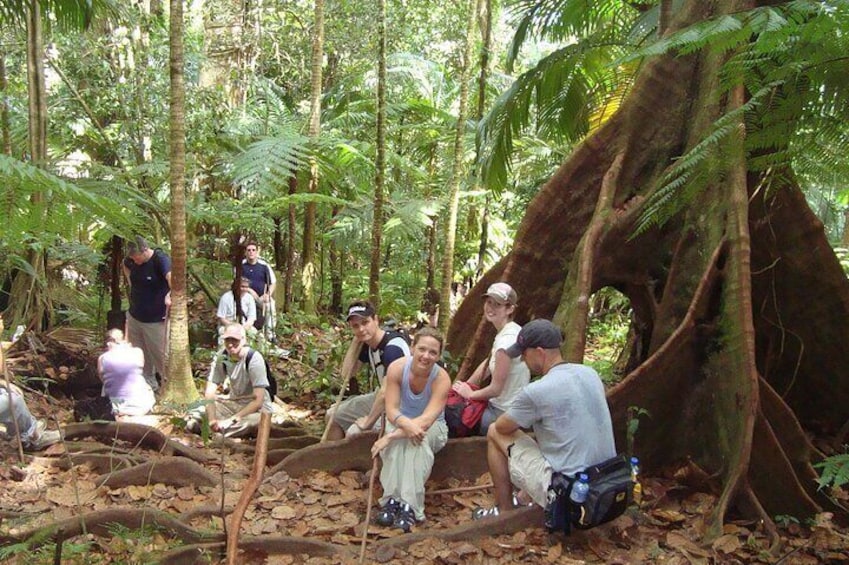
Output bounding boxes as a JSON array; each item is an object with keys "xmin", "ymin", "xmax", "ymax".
[
  {"xmin": 437, "ymin": 0, "xmax": 477, "ymax": 340},
  {"xmin": 447, "ymin": 1, "xmax": 849, "ymax": 533},
  {"xmin": 161, "ymin": 0, "xmax": 199, "ymax": 404}
]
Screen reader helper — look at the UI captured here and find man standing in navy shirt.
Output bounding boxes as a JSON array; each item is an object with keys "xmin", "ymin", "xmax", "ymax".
[
  {"xmin": 122, "ymin": 236, "xmax": 171, "ymax": 392},
  {"xmin": 241, "ymin": 242, "xmax": 276, "ymax": 337}
]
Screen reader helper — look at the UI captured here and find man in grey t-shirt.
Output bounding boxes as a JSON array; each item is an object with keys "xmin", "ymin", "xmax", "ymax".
[{"xmin": 474, "ymin": 319, "xmax": 616, "ymax": 519}]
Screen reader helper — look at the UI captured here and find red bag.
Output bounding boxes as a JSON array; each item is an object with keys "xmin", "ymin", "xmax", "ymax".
[{"xmin": 446, "ymin": 383, "xmax": 488, "ymax": 438}]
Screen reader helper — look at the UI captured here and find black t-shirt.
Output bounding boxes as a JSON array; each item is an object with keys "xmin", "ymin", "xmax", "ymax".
[
  {"xmin": 124, "ymin": 250, "xmax": 171, "ymax": 322},
  {"xmin": 358, "ymin": 330, "xmax": 411, "ymax": 383}
]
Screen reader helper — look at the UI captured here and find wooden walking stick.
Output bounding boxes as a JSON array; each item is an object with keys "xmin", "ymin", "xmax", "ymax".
[
  {"xmin": 226, "ymin": 412, "xmax": 271, "ymax": 565},
  {"xmin": 359, "ymin": 413, "xmax": 386, "ymax": 564},
  {"xmin": 320, "ymin": 336, "xmax": 362, "ymax": 442},
  {"xmin": 0, "ymin": 316, "xmax": 26, "ymax": 464}
]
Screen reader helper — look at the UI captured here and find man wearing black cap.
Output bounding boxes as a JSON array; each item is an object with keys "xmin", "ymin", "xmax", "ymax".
[
  {"xmin": 122, "ymin": 236, "xmax": 171, "ymax": 392},
  {"xmin": 325, "ymin": 300, "xmax": 411, "ymax": 441},
  {"xmin": 473, "ymin": 319, "xmax": 616, "ymax": 519}
]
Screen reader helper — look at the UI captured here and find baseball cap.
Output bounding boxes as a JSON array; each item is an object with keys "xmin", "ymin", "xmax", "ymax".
[
  {"xmin": 505, "ymin": 319, "xmax": 563, "ymax": 358},
  {"xmin": 222, "ymin": 324, "xmax": 246, "ymax": 341},
  {"xmin": 346, "ymin": 302, "xmax": 376, "ymax": 321},
  {"xmin": 483, "ymin": 282, "xmax": 517, "ymax": 305}
]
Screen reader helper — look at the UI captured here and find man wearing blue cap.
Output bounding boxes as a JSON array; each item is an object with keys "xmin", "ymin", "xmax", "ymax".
[{"xmin": 473, "ymin": 319, "xmax": 616, "ymax": 519}]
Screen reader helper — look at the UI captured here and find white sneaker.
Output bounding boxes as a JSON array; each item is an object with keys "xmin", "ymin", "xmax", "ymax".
[{"xmin": 25, "ymin": 421, "xmax": 61, "ymax": 451}]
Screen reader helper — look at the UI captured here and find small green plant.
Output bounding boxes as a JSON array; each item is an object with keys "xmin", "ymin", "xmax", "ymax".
[
  {"xmin": 814, "ymin": 451, "xmax": 849, "ymax": 490},
  {"xmin": 774, "ymin": 514, "xmax": 800, "ymax": 528},
  {"xmin": 626, "ymin": 405, "xmax": 651, "ymax": 456}
]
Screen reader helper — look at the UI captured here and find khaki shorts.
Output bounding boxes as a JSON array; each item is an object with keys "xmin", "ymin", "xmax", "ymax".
[
  {"xmin": 332, "ymin": 392, "xmax": 378, "ymax": 431},
  {"xmin": 508, "ymin": 434, "xmax": 553, "ymax": 507}
]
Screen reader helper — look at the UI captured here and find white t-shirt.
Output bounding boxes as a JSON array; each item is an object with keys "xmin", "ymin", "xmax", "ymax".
[
  {"xmin": 488, "ymin": 321, "xmax": 530, "ymax": 412},
  {"xmin": 217, "ymin": 290, "xmax": 257, "ymax": 326}
]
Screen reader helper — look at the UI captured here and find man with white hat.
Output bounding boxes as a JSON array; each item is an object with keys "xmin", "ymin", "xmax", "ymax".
[{"xmin": 185, "ymin": 323, "xmax": 272, "ymax": 438}]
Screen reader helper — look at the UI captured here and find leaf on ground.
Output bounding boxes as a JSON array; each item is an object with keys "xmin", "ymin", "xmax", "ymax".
[
  {"xmin": 650, "ymin": 509, "xmax": 688, "ymax": 524},
  {"xmin": 711, "ymin": 533, "xmax": 741, "ymax": 554},
  {"xmin": 46, "ymin": 480, "xmax": 99, "ymax": 506},
  {"xmin": 545, "ymin": 542, "xmax": 563, "ymax": 562},
  {"xmin": 271, "ymin": 505, "xmax": 299, "ymax": 520},
  {"xmin": 665, "ymin": 531, "xmax": 710, "ymax": 558},
  {"xmin": 326, "ymin": 492, "xmax": 359, "ymax": 507}
]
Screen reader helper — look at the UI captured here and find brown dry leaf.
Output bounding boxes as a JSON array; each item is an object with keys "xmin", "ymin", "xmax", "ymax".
[
  {"xmin": 290, "ymin": 521, "xmax": 310, "ymax": 536},
  {"xmin": 326, "ymin": 492, "xmax": 359, "ymax": 507},
  {"xmin": 722, "ymin": 523, "xmax": 746, "ymax": 535},
  {"xmin": 301, "ymin": 491, "xmax": 321, "ymax": 505},
  {"xmin": 666, "ymin": 531, "xmax": 711, "ymax": 558},
  {"xmin": 451, "ymin": 542, "xmax": 479, "ymax": 557},
  {"xmin": 308, "ymin": 471, "xmax": 340, "ymax": 492},
  {"xmin": 271, "ymin": 505, "xmax": 298, "ymax": 520},
  {"xmin": 651, "ymin": 509, "xmax": 688, "ymax": 524},
  {"xmin": 176, "ymin": 486, "xmax": 195, "ymax": 501},
  {"xmin": 168, "ymin": 498, "xmax": 196, "ymax": 514},
  {"xmin": 126, "ymin": 484, "xmax": 153, "ymax": 501},
  {"xmin": 479, "ymin": 538, "xmax": 504, "ymax": 558},
  {"xmin": 545, "ymin": 542, "xmax": 563, "ymax": 562},
  {"xmin": 712, "ymin": 533, "xmax": 741, "ymax": 554},
  {"xmin": 338, "ymin": 470, "xmax": 361, "ymax": 489},
  {"xmin": 152, "ymin": 484, "xmax": 174, "ymax": 499},
  {"xmin": 44, "ymin": 480, "xmax": 98, "ymax": 507}
]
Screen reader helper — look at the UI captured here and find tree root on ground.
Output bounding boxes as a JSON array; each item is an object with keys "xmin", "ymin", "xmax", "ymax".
[
  {"xmin": 59, "ymin": 452, "xmax": 140, "ymax": 474},
  {"xmin": 276, "ymin": 434, "xmax": 489, "ymax": 480},
  {"xmin": 153, "ymin": 536, "xmax": 354, "ymax": 564},
  {"xmin": 95, "ymin": 456, "xmax": 218, "ymax": 488},
  {"xmin": 62, "ymin": 422, "xmax": 212, "ymax": 463},
  {"xmin": 0, "ymin": 506, "xmax": 221, "ymax": 548}
]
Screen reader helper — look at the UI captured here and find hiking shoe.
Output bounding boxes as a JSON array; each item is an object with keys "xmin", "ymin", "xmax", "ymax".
[
  {"xmin": 393, "ymin": 503, "xmax": 416, "ymax": 533},
  {"xmin": 185, "ymin": 418, "xmax": 201, "ymax": 434},
  {"xmin": 375, "ymin": 497, "xmax": 401, "ymax": 527},
  {"xmin": 512, "ymin": 491, "xmax": 535, "ymax": 508},
  {"xmin": 25, "ymin": 421, "xmax": 61, "ymax": 451},
  {"xmin": 472, "ymin": 506, "xmax": 500, "ymax": 520}
]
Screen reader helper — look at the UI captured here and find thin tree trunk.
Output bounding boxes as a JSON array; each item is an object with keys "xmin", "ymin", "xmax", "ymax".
[
  {"xmin": 284, "ymin": 176, "xmax": 297, "ymax": 312},
  {"xmin": 302, "ymin": 0, "xmax": 325, "ymax": 315},
  {"xmin": 161, "ymin": 0, "xmax": 199, "ymax": 404},
  {"xmin": 369, "ymin": 0, "xmax": 387, "ymax": 309},
  {"xmin": 437, "ymin": 0, "xmax": 477, "ymax": 340},
  {"xmin": 0, "ymin": 51, "xmax": 11, "ymax": 155}
]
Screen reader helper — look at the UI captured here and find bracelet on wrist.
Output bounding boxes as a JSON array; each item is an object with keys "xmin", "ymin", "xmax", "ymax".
[{"xmin": 392, "ymin": 413, "xmax": 404, "ymax": 425}]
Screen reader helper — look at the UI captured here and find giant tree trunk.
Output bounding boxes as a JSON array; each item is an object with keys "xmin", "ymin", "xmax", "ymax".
[{"xmin": 448, "ymin": 1, "xmax": 849, "ymax": 536}]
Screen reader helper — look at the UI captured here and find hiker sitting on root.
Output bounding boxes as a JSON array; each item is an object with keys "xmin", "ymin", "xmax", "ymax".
[
  {"xmin": 473, "ymin": 319, "xmax": 616, "ymax": 519},
  {"xmin": 98, "ymin": 329, "xmax": 156, "ymax": 418},
  {"xmin": 451, "ymin": 282, "xmax": 530, "ymax": 435},
  {"xmin": 1, "ymin": 380, "xmax": 61, "ymax": 451},
  {"xmin": 185, "ymin": 323, "xmax": 272, "ymax": 438},
  {"xmin": 325, "ymin": 301, "xmax": 411, "ymax": 440},
  {"xmin": 370, "ymin": 327, "xmax": 450, "ymax": 532}
]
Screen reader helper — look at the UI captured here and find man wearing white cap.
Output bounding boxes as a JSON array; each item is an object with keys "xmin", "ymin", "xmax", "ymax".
[
  {"xmin": 452, "ymin": 282, "xmax": 530, "ymax": 434},
  {"xmin": 185, "ymin": 323, "xmax": 272, "ymax": 438},
  {"xmin": 473, "ymin": 319, "xmax": 616, "ymax": 519},
  {"xmin": 325, "ymin": 300, "xmax": 411, "ymax": 441}
]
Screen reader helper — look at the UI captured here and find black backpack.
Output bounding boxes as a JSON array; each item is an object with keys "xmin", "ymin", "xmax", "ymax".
[
  {"xmin": 546, "ymin": 454, "xmax": 634, "ymax": 533},
  {"xmin": 222, "ymin": 348, "xmax": 277, "ymax": 400}
]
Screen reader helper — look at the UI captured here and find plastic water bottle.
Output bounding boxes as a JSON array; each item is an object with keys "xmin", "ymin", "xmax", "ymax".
[
  {"xmin": 11, "ymin": 325, "xmax": 24, "ymax": 342},
  {"xmin": 630, "ymin": 456, "xmax": 643, "ymax": 506},
  {"xmin": 569, "ymin": 473, "xmax": 590, "ymax": 526},
  {"xmin": 570, "ymin": 473, "xmax": 590, "ymax": 504}
]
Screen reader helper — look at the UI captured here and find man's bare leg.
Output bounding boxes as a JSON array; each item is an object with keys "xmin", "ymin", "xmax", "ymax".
[{"xmin": 486, "ymin": 425, "xmax": 520, "ymax": 511}]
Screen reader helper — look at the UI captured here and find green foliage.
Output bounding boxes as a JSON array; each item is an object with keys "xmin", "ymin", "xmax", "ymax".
[{"xmin": 814, "ymin": 451, "xmax": 849, "ymax": 491}]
